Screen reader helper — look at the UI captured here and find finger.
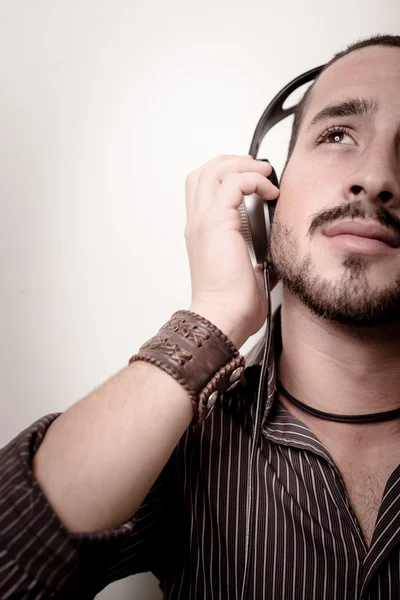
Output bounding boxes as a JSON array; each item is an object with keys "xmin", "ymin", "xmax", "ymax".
[
  {"xmin": 206, "ymin": 155, "xmax": 272, "ymax": 185},
  {"xmin": 213, "ymin": 172, "xmax": 279, "ymax": 212},
  {"xmin": 185, "ymin": 155, "xmax": 255, "ymax": 219},
  {"xmin": 194, "ymin": 157, "xmax": 273, "ymax": 213}
]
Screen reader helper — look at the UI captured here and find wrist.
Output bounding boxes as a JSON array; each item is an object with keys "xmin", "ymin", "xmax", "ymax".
[
  {"xmin": 130, "ymin": 309, "xmax": 246, "ymax": 424},
  {"xmin": 188, "ymin": 304, "xmax": 249, "ymax": 350}
]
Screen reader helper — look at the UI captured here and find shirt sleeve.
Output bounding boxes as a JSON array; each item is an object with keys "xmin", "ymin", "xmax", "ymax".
[{"xmin": 0, "ymin": 414, "xmax": 179, "ymax": 599}]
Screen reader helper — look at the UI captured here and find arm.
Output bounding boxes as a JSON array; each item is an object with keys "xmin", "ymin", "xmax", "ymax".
[
  {"xmin": 26, "ymin": 153, "xmax": 278, "ymax": 534},
  {"xmin": 33, "ymin": 360, "xmax": 193, "ymax": 533}
]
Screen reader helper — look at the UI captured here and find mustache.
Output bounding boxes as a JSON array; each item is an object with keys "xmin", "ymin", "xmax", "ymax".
[{"xmin": 308, "ymin": 201, "xmax": 400, "ymax": 238}]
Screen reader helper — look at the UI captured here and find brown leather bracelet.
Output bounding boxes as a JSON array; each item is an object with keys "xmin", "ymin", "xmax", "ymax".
[{"xmin": 129, "ymin": 310, "xmax": 246, "ymax": 424}]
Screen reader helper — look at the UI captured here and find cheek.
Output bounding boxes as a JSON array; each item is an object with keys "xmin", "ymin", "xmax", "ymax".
[
  {"xmin": 278, "ymin": 156, "xmax": 336, "ymax": 233},
  {"xmin": 277, "ymin": 163, "xmax": 314, "ymax": 235}
]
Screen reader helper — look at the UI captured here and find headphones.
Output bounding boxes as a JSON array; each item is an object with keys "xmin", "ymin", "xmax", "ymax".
[{"xmin": 239, "ymin": 65, "xmax": 325, "ymax": 266}]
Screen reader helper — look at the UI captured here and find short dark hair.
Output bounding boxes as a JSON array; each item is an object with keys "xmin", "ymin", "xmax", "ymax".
[{"xmin": 284, "ymin": 34, "xmax": 400, "ymax": 168}]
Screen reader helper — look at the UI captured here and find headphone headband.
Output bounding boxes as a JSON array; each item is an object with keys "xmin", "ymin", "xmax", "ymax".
[{"xmin": 249, "ymin": 65, "xmax": 325, "ymax": 157}]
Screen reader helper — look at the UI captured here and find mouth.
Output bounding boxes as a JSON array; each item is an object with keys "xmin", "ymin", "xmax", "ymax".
[{"xmin": 322, "ymin": 220, "xmax": 400, "ymax": 249}]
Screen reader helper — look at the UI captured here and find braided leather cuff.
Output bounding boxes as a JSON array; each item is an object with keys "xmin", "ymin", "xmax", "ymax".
[{"xmin": 129, "ymin": 310, "xmax": 245, "ymax": 424}]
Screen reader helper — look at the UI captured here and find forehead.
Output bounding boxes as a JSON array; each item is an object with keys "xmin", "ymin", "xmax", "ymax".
[{"xmin": 304, "ymin": 46, "xmax": 400, "ymax": 120}]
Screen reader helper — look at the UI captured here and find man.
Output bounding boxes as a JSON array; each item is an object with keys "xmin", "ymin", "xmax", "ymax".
[{"xmin": 1, "ymin": 33, "xmax": 400, "ymax": 599}]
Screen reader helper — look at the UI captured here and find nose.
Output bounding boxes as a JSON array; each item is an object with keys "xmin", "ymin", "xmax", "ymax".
[{"xmin": 342, "ymin": 144, "xmax": 400, "ymax": 209}]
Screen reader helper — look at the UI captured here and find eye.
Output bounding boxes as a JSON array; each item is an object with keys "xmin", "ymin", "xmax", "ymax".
[{"xmin": 317, "ymin": 126, "xmax": 355, "ymax": 145}]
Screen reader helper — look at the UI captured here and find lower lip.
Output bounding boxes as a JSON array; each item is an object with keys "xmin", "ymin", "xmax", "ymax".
[{"xmin": 325, "ymin": 234, "xmax": 395, "ymax": 255}]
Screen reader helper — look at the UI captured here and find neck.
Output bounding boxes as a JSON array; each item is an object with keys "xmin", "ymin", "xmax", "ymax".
[{"xmin": 278, "ymin": 289, "xmax": 400, "ymax": 443}]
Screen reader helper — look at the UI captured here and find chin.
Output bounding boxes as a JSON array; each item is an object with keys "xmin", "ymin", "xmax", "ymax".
[{"xmin": 281, "ymin": 256, "xmax": 400, "ymax": 327}]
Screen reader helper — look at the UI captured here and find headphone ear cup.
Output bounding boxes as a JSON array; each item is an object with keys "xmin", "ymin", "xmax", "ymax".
[
  {"xmin": 257, "ymin": 159, "xmax": 279, "ymax": 227},
  {"xmin": 267, "ymin": 166, "xmax": 279, "ymax": 227},
  {"xmin": 267, "ymin": 164, "xmax": 279, "ymax": 188},
  {"xmin": 239, "ymin": 159, "xmax": 279, "ymax": 265}
]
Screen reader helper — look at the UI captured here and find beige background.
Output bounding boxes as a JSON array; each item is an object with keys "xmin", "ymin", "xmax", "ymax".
[{"xmin": 0, "ymin": 1, "xmax": 398, "ymax": 597}]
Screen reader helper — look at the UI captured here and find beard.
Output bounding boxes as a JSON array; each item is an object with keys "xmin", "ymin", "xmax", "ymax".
[{"xmin": 269, "ymin": 208, "xmax": 400, "ymax": 327}]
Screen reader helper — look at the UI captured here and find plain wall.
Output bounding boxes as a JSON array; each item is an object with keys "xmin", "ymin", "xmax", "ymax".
[{"xmin": 0, "ymin": 1, "xmax": 399, "ymax": 598}]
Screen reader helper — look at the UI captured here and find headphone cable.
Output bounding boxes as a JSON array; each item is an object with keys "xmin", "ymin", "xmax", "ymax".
[{"xmin": 240, "ymin": 262, "xmax": 273, "ymax": 600}]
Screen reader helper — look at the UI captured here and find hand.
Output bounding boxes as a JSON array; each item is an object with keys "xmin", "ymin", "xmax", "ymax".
[{"xmin": 184, "ymin": 154, "xmax": 280, "ymax": 349}]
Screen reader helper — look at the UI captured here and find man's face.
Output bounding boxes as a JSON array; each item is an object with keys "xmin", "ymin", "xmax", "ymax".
[{"xmin": 270, "ymin": 45, "xmax": 400, "ymax": 325}]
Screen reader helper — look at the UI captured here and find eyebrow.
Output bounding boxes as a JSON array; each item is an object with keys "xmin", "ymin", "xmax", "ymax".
[{"xmin": 307, "ymin": 97, "xmax": 379, "ymax": 130}]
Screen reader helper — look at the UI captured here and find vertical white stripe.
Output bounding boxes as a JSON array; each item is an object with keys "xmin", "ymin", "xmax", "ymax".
[
  {"xmin": 208, "ymin": 413, "xmax": 215, "ymax": 600},
  {"xmin": 262, "ymin": 443, "xmax": 271, "ymax": 600},
  {"xmin": 170, "ymin": 433, "xmax": 189, "ymax": 599},
  {"xmin": 348, "ymin": 529, "xmax": 361, "ymax": 597},
  {"xmin": 244, "ymin": 407, "xmax": 253, "ymax": 591},
  {"xmin": 299, "ymin": 466, "xmax": 307, "ymax": 600},
  {"xmin": 280, "ymin": 459, "xmax": 287, "ymax": 599},
  {"xmin": 190, "ymin": 460, "xmax": 201, "ymax": 600},
  {"xmin": 234, "ymin": 424, "xmax": 243, "ymax": 600},
  {"xmin": 215, "ymin": 406, "xmax": 224, "ymax": 600},
  {"xmin": 224, "ymin": 415, "xmax": 233, "ymax": 598},
  {"xmin": 310, "ymin": 467, "xmax": 327, "ymax": 598},
  {"xmin": 252, "ymin": 443, "xmax": 261, "ymax": 600},
  {"xmin": 299, "ymin": 455, "xmax": 317, "ymax": 599},
  {"xmin": 197, "ymin": 420, "xmax": 207, "ymax": 600},
  {"xmin": 287, "ymin": 448, "xmax": 298, "ymax": 600},
  {"xmin": 323, "ymin": 487, "xmax": 338, "ymax": 598},
  {"xmin": 206, "ymin": 410, "xmax": 216, "ymax": 599},
  {"xmin": 337, "ymin": 506, "xmax": 349, "ymax": 600},
  {"xmin": 271, "ymin": 449, "xmax": 278, "ymax": 600}
]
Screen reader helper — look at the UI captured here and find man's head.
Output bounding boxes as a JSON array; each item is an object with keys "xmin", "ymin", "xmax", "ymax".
[{"xmin": 270, "ymin": 34, "xmax": 400, "ymax": 326}]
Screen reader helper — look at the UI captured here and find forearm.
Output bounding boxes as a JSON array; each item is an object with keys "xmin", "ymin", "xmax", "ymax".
[{"xmin": 33, "ymin": 360, "xmax": 193, "ymax": 533}]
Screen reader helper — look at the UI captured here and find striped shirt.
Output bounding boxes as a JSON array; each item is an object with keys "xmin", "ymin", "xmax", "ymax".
[{"xmin": 1, "ymin": 308, "xmax": 400, "ymax": 599}]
